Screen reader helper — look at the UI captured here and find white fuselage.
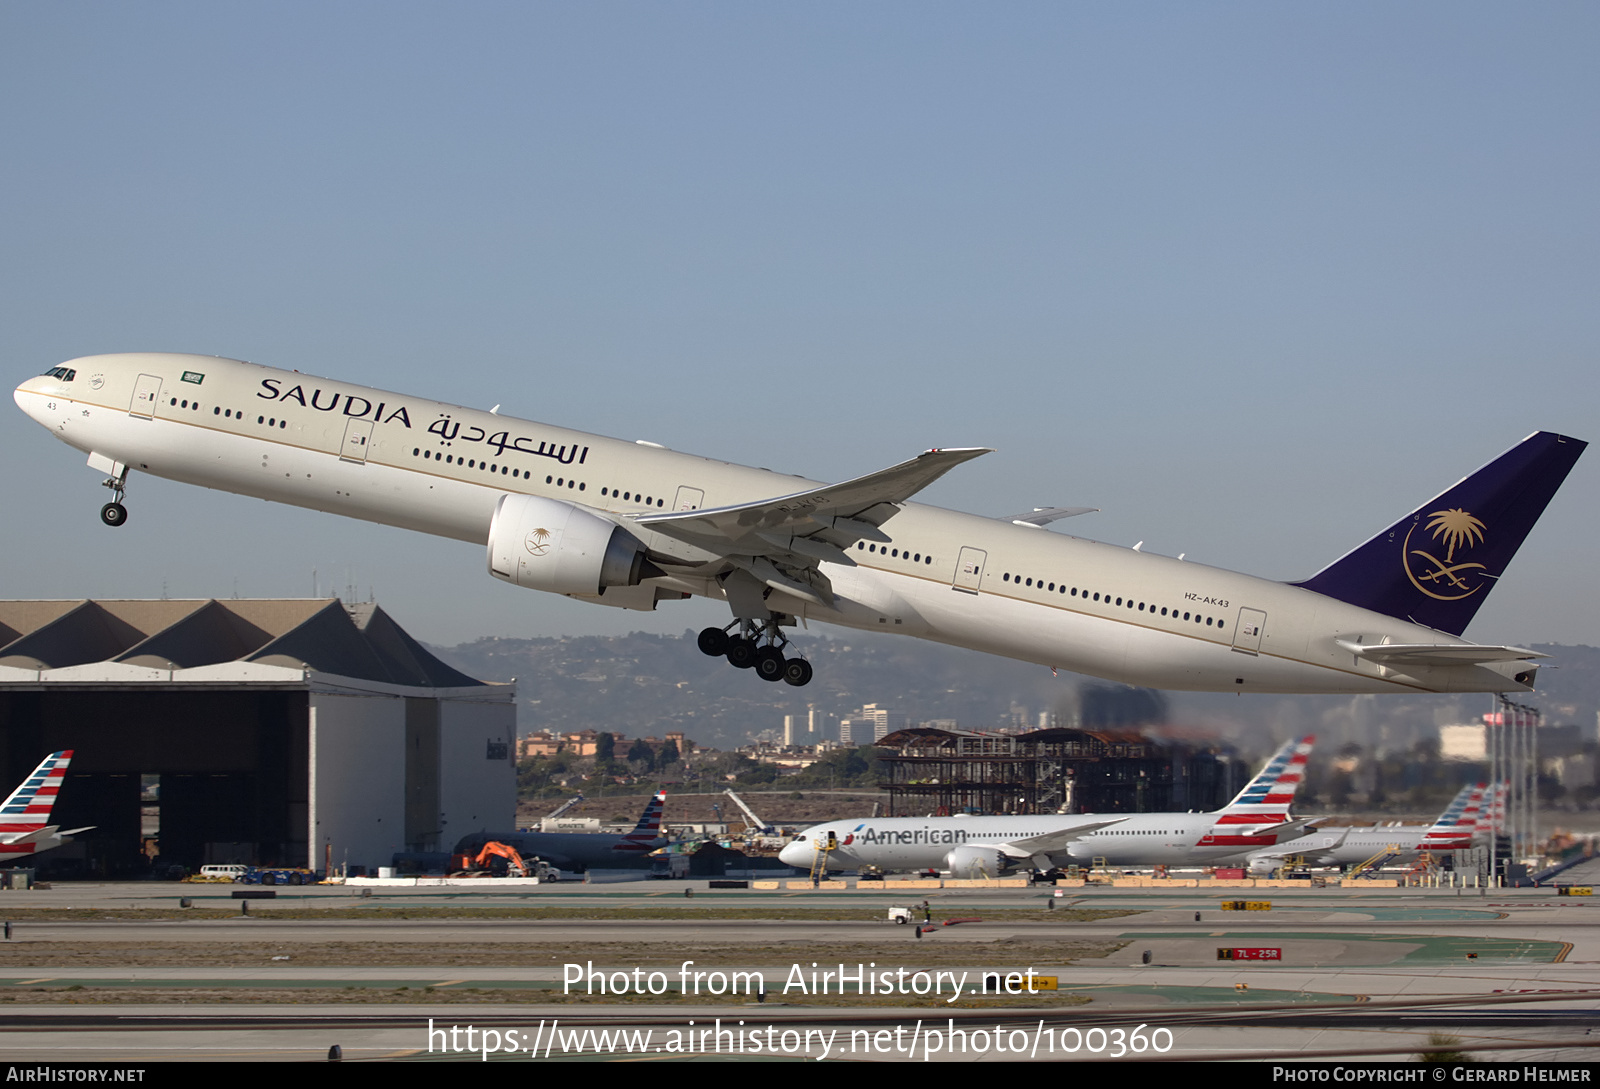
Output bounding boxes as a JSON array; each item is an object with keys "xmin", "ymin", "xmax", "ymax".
[
  {"xmin": 776, "ymin": 812, "xmax": 1286, "ymax": 874},
  {"xmin": 14, "ymin": 353, "xmax": 1531, "ymax": 695},
  {"xmin": 1235, "ymin": 825, "xmax": 1471, "ymax": 870}
]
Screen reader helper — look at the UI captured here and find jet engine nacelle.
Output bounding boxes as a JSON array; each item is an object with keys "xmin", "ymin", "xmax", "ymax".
[
  {"xmin": 943, "ymin": 845, "xmax": 1009, "ymax": 879},
  {"xmin": 487, "ymin": 494, "xmax": 653, "ymax": 595}
]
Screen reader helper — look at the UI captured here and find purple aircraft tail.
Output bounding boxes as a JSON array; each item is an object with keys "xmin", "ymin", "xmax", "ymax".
[{"xmin": 1291, "ymin": 431, "xmax": 1585, "ymax": 636}]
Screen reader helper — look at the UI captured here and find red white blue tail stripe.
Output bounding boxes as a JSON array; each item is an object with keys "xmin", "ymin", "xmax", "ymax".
[
  {"xmin": 615, "ymin": 791, "xmax": 667, "ymax": 853},
  {"xmin": 0, "ymin": 751, "xmax": 74, "ymax": 859},
  {"xmin": 1486, "ymin": 780, "xmax": 1508, "ymax": 837},
  {"xmin": 1418, "ymin": 782, "xmax": 1486, "ymax": 851},
  {"xmin": 1197, "ymin": 736, "xmax": 1315, "ymax": 848}
]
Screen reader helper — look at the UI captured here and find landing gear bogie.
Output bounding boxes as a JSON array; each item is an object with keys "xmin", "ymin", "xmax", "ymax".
[{"xmin": 704, "ymin": 619, "xmax": 812, "ymax": 685}]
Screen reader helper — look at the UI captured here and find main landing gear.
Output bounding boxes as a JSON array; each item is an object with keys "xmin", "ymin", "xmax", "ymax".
[
  {"xmin": 100, "ymin": 467, "xmax": 130, "ymax": 527},
  {"xmin": 698, "ymin": 622, "xmax": 813, "ymax": 687}
]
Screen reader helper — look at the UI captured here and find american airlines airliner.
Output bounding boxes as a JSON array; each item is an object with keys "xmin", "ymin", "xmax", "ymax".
[
  {"xmin": 779, "ymin": 736, "xmax": 1316, "ymax": 876},
  {"xmin": 1234, "ymin": 781, "xmax": 1489, "ymax": 874},
  {"xmin": 14, "ymin": 353, "xmax": 1584, "ymax": 691}
]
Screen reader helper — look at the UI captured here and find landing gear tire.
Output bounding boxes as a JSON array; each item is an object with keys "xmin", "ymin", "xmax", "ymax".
[
  {"xmin": 726, "ymin": 637, "xmax": 757, "ymax": 669},
  {"xmin": 697, "ymin": 627, "xmax": 729, "ymax": 656},
  {"xmin": 754, "ymin": 646, "xmax": 786, "ymax": 682},
  {"xmin": 100, "ymin": 502, "xmax": 127, "ymax": 527},
  {"xmin": 782, "ymin": 658, "xmax": 814, "ymax": 687}
]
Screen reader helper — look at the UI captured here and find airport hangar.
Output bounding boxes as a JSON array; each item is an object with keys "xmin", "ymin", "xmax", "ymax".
[{"xmin": 0, "ymin": 599, "xmax": 516, "ymax": 876}]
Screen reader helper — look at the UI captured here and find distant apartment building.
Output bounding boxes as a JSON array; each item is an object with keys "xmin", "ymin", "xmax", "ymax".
[
  {"xmin": 839, "ymin": 703, "xmax": 908, "ymax": 745},
  {"xmin": 1438, "ymin": 724, "xmax": 1486, "ymax": 761},
  {"xmin": 516, "ymin": 729, "xmax": 692, "ymax": 760}
]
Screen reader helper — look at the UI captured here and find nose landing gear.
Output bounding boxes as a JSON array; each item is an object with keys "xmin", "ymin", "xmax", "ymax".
[
  {"xmin": 100, "ymin": 467, "xmax": 130, "ymax": 527},
  {"xmin": 697, "ymin": 621, "xmax": 813, "ymax": 686}
]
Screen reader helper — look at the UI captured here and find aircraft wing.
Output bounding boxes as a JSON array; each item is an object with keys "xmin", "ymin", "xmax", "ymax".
[
  {"xmin": 1249, "ymin": 817, "xmax": 1322, "ymax": 843},
  {"xmin": 1334, "ymin": 641, "xmax": 1548, "ymax": 667},
  {"xmin": 996, "ymin": 818, "xmax": 1127, "ymax": 859},
  {"xmin": 1245, "ymin": 824, "xmax": 1347, "ymax": 861},
  {"xmin": 631, "ymin": 448, "xmax": 991, "ymax": 604},
  {"xmin": 634, "ymin": 448, "xmax": 991, "ymax": 555}
]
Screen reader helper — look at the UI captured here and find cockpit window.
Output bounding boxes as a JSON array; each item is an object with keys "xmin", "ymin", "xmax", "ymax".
[{"xmin": 40, "ymin": 367, "xmax": 76, "ymax": 382}]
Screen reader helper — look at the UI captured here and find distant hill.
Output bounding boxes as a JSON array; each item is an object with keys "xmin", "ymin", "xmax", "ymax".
[
  {"xmin": 429, "ymin": 628, "xmax": 1071, "ymax": 751},
  {"xmin": 429, "ymin": 629, "xmax": 1598, "ymax": 755}
]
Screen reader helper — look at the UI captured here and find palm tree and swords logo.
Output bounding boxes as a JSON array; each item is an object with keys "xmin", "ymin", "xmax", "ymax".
[
  {"xmin": 1403, "ymin": 508, "xmax": 1490, "ymax": 601},
  {"xmin": 524, "ymin": 527, "xmax": 552, "ymax": 557}
]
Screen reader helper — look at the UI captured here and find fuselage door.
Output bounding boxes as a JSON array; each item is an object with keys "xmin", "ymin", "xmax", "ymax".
[
  {"xmin": 952, "ymin": 547, "xmax": 987, "ymax": 594},
  {"xmin": 673, "ymin": 486, "xmax": 704, "ymax": 511},
  {"xmin": 340, "ymin": 418, "xmax": 374, "ymax": 464},
  {"xmin": 129, "ymin": 374, "xmax": 162, "ymax": 419},
  {"xmin": 1232, "ymin": 608, "xmax": 1267, "ymax": 655}
]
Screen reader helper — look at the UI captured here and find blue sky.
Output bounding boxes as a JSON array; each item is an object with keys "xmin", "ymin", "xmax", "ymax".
[{"xmin": 2, "ymin": 3, "xmax": 1595, "ymax": 647}]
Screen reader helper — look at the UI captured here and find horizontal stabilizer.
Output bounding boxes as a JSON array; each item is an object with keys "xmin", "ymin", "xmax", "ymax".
[
  {"xmin": 1, "ymin": 824, "xmax": 58, "ymax": 846},
  {"xmin": 1007, "ymin": 506, "xmax": 1099, "ymax": 528},
  {"xmin": 1334, "ymin": 641, "xmax": 1547, "ymax": 667}
]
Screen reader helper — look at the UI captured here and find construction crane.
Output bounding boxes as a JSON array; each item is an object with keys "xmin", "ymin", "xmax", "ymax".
[
  {"xmin": 543, "ymin": 794, "xmax": 585, "ymax": 822},
  {"xmin": 724, "ymin": 789, "xmax": 773, "ymax": 835}
]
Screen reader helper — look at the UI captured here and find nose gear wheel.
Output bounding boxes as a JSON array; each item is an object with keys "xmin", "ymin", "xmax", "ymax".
[{"xmin": 99, "ymin": 467, "xmax": 130, "ymax": 528}]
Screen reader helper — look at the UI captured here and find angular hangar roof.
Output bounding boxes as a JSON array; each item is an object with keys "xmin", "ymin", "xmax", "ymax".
[{"xmin": 0, "ymin": 599, "xmax": 485, "ymax": 689}]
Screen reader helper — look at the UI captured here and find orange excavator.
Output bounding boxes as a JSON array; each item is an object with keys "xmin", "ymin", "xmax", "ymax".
[{"xmin": 454, "ymin": 840, "xmax": 556, "ymax": 880}]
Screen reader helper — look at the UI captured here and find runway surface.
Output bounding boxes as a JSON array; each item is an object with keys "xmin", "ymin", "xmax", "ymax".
[{"xmin": 0, "ymin": 879, "xmax": 1595, "ymax": 1063}]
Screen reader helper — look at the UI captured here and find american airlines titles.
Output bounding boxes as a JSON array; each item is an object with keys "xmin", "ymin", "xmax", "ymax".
[
  {"xmin": 256, "ymin": 379, "xmax": 589, "ymax": 467},
  {"xmin": 850, "ymin": 827, "xmax": 971, "ymax": 846}
]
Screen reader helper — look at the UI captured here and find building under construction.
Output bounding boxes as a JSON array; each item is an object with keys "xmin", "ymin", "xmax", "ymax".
[{"xmin": 876, "ymin": 727, "xmax": 1242, "ymax": 816}]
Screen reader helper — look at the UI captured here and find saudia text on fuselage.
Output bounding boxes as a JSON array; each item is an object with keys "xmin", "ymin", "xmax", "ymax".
[{"xmin": 254, "ymin": 378, "xmax": 591, "ymax": 467}]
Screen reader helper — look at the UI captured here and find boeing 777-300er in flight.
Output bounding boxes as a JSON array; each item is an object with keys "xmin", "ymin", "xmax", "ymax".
[
  {"xmin": 13, "ymin": 354, "xmax": 1586, "ymax": 692},
  {"xmin": 0, "ymin": 751, "xmax": 90, "ymax": 864},
  {"xmin": 779, "ymin": 736, "xmax": 1316, "ymax": 876}
]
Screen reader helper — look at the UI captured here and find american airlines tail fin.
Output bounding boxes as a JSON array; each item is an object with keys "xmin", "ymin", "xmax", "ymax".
[
  {"xmin": 1428, "ymin": 782, "xmax": 1481, "ymax": 832},
  {"xmin": 0, "ymin": 751, "xmax": 73, "ymax": 844},
  {"xmin": 1417, "ymin": 782, "xmax": 1486, "ymax": 851},
  {"xmin": 1487, "ymin": 780, "xmax": 1508, "ymax": 837},
  {"xmin": 1291, "ymin": 431, "xmax": 1585, "ymax": 637},
  {"xmin": 617, "ymin": 791, "xmax": 668, "ymax": 851},
  {"xmin": 1196, "ymin": 736, "xmax": 1315, "ymax": 847},
  {"xmin": 0, "ymin": 751, "xmax": 87, "ymax": 861},
  {"xmin": 1219, "ymin": 735, "xmax": 1315, "ymax": 820},
  {"xmin": 1407, "ymin": 780, "xmax": 1485, "ymax": 854}
]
